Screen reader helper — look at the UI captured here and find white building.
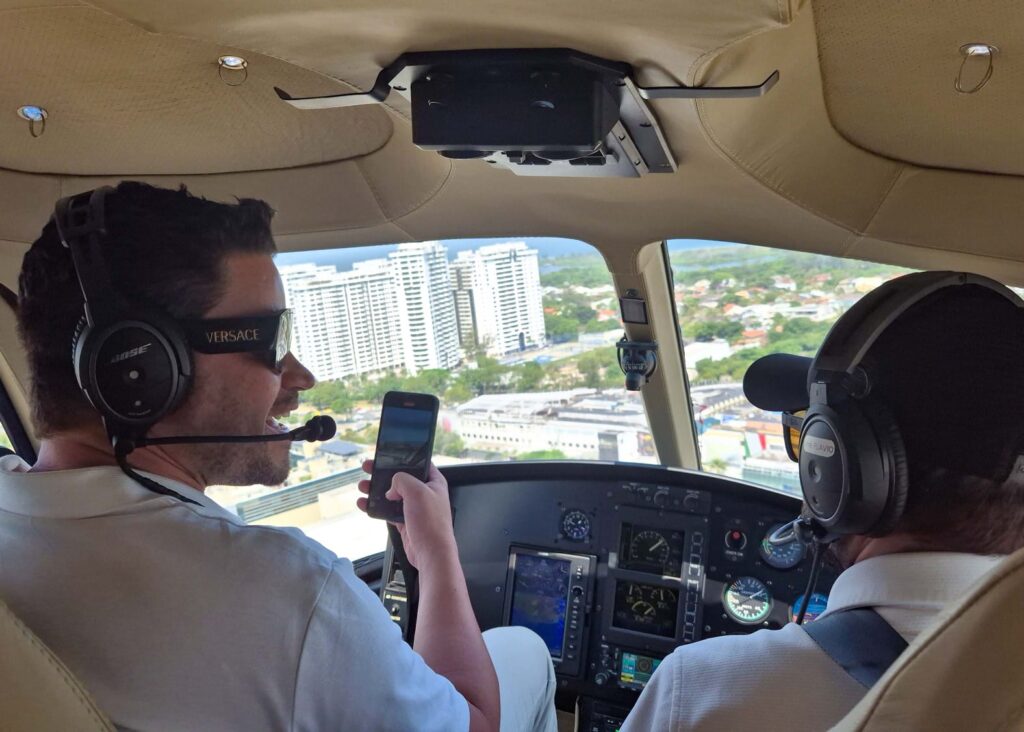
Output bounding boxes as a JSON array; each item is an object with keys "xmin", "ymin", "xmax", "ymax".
[
  {"xmin": 450, "ymin": 242, "xmax": 545, "ymax": 357},
  {"xmin": 453, "ymin": 391, "xmax": 656, "ymax": 463},
  {"xmin": 283, "ymin": 260, "xmax": 405, "ymax": 380},
  {"xmin": 684, "ymin": 339, "xmax": 732, "ymax": 365},
  {"xmin": 389, "ymin": 242, "xmax": 460, "ymax": 373}
]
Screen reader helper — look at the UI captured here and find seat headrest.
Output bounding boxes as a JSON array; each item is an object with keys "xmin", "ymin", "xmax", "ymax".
[{"xmin": 831, "ymin": 547, "xmax": 1024, "ymax": 730}]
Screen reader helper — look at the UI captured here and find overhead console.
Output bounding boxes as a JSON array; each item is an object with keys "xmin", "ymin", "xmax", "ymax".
[
  {"xmin": 276, "ymin": 48, "xmax": 777, "ymax": 178},
  {"xmin": 382, "ymin": 461, "xmax": 835, "ymax": 729}
]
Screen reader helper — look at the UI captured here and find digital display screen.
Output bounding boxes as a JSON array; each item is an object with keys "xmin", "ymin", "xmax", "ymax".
[
  {"xmin": 508, "ymin": 553, "xmax": 571, "ymax": 659},
  {"xmin": 375, "ymin": 406, "xmax": 435, "ymax": 470},
  {"xmin": 612, "ymin": 581, "xmax": 679, "ymax": 638},
  {"xmin": 619, "ymin": 651, "xmax": 662, "ymax": 690},
  {"xmin": 618, "ymin": 523, "xmax": 684, "ymax": 577}
]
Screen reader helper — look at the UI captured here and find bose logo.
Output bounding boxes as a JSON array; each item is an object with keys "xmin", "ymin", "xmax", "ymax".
[
  {"xmin": 206, "ymin": 328, "xmax": 261, "ymax": 344},
  {"xmin": 109, "ymin": 343, "xmax": 152, "ymax": 364},
  {"xmin": 804, "ymin": 436, "xmax": 836, "ymax": 459}
]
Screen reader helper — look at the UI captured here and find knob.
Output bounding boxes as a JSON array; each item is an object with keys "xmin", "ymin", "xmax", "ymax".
[
  {"xmin": 595, "ymin": 672, "xmax": 609, "ymax": 686},
  {"xmin": 572, "ymin": 585, "xmax": 584, "ymax": 597},
  {"xmin": 653, "ymin": 488, "xmax": 670, "ymax": 507},
  {"xmin": 682, "ymin": 493, "xmax": 700, "ymax": 512},
  {"xmin": 725, "ymin": 529, "xmax": 747, "ymax": 551}
]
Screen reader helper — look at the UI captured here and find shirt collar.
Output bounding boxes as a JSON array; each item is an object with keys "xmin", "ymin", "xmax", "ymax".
[
  {"xmin": 0, "ymin": 454, "xmax": 239, "ymax": 522},
  {"xmin": 823, "ymin": 551, "xmax": 1004, "ymax": 616}
]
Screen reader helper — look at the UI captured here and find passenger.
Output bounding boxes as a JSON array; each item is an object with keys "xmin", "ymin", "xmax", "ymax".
[
  {"xmin": 622, "ymin": 273, "xmax": 1024, "ymax": 730},
  {"xmin": 0, "ymin": 181, "xmax": 556, "ymax": 731}
]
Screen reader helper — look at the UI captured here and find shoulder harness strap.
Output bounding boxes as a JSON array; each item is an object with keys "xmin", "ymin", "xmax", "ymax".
[{"xmin": 802, "ymin": 607, "xmax": 909, "ymax": 689}]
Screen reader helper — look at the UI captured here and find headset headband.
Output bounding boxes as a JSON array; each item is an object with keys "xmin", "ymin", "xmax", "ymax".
[
  {"xmin": 809, "ymin": 271, "xmax": 1024, "ymax": 388},
  {"xmin": 53, "ymin": 186, "xmax": 119, "ymax": 326}
]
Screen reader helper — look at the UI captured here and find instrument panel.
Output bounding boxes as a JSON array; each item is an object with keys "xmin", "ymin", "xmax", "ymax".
[{"xmin": 381, "ymin": 461, "xmax": 835, "ymax": 728}]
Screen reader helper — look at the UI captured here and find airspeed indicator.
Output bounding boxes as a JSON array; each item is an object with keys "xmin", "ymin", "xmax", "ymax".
[{"xmin": 723, "ymin": 576, "xmax": 773, "ymax": 625}]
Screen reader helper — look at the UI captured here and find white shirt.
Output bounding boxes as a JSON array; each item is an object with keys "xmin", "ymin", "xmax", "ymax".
[
  {"xmin": 621, "ymin": 551, "xmax": 1003, "ymax": 731},
  {"xmin": 0, "ymin": 456, "xmax": 468, "ymax": 732}
]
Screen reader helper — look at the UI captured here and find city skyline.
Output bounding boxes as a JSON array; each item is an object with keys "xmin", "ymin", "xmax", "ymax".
[{"xmin": 279, "ymin": 240, "xmax": 546, "ymax": 381}]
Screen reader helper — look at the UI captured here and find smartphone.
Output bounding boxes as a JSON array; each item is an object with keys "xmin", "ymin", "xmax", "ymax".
[{"xmin": 366, "ymin": 391, "xmax": 440, "ymax": 522}]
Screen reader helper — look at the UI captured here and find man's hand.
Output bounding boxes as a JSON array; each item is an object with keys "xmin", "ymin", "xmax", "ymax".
[
  {"xmin": 357, "ymin": 458, "xmax": 499, "ymax": 731},
  {"xmin": 356, "ymin": 460, "xmax": 458, "ymax": 572}
]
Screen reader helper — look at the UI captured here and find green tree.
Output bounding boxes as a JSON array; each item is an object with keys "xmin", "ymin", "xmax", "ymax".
[
  {"xmin": 444, "ymin": 381, "xmax": 473, "ymax": 404},
  {"xmin": 435, "ymin": 430, "xmax": 465, "ymax": 457},
  {"xmin": 706, "ymin": 458, "xmax": 729, "ymax": 474},
  {"xmin": 460, "ymin": 355, "xmax": 508, "ymax": 396},
  {"xmin": 545, "ymin": 313, "xmax": 579, "ymax": 342},
  {"xmin": 577, "ymin": 351, "xmax": 604, "ymax": 389},
  {"xmin": 408, "ymin": 368, "xmax": 450, "ymax": 395},
  {"xmin": 515, "ymin": 362, "xmax": 545, "ymax": 391},
  {"xmin": 518, "ymin": 449, "xmax": 567, "ymax": 460},
  {"xmin": 583, "ymin": 318, "xmax": 621, "ymax": 334},
  {"xmin": 567, "ymin": 302, "xmax": 597, "ymax": 325},
  {"xmin": 692, "ymin": 319, "xmax": 743, "ymax": 342}
]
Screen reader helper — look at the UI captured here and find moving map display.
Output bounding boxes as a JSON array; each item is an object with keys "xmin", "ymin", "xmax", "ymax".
[{"xmin": 508, "ymin": 553, "xmax": 572, "ymax": 659}]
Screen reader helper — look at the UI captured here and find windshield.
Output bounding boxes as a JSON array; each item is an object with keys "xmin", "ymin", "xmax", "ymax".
[
  {"xmin": 208, "ymin": 237, "xmax": 657, "ymax": 559},
  {"xmin": 670, "ymin": 239, "xmax": 911, "ymax": 496}
]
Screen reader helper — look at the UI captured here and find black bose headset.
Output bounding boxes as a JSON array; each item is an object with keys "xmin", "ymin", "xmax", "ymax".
[
  {"xmin": 796, "ymin": 271, "xmax": 1024, "ymax": 539},
  {"xmin": 53, "ymin": 187, "xmax": 194, "ymax": 443}
]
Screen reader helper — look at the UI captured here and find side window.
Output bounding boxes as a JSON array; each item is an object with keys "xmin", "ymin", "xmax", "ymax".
[
  {"xmin": 669, "ymin": 240, "xmax": 910, "ymax": 496},
  {"xmin": 208, "ymin": 238, "xmax": 658, "ymax": 559}
]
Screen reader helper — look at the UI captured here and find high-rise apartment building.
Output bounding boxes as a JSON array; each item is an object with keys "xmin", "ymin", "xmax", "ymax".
[
  {"xmin": 388, "ymin": 242, "xmax": 460, "ymax": 372},
  {"xmin": 450, "ymin": 242, "xmax": 545, "ymax": 356},
  {"xmin": 280, "ymin": 261, "xmax": 405, "ymax": 381}
]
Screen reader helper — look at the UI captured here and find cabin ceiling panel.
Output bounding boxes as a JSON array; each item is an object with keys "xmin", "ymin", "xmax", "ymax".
[
  {"xmin": 0, "ymin": 4, "xmax": 392, "ymax": 175},
  {"xmin": 86, "ymin": 0, "xmax": 793, "ymax": 92},
  {"xmin": 695, "ymin": 2, "xmax": 1024, "ymax": 266},
  {"xmin": 815, "ymin": 0, "xmax": 1024, "ymax": 177}
]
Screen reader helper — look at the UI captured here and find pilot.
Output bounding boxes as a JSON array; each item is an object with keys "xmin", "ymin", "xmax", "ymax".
[
  {"xmin": 0, "ymin": 182, "xmax": 556, "ymax": 731},
  {"xmin": 622, "ymin": 271, "xmax": 1024, "ymax": 730}
]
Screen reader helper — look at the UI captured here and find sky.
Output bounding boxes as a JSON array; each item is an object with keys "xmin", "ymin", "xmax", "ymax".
[{"xmin": 274, "ymin": 237, "xmax": 734, "ymax": 272}]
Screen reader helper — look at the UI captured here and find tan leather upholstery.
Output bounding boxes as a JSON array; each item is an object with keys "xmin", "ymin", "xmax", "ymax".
[
  {"xmin": 0, "ymin": 598, "xmax": 114, "ymax": 732},
  {"xmin": 831, "ymin": 547, "xmax": 1024, "ymax": 731}
]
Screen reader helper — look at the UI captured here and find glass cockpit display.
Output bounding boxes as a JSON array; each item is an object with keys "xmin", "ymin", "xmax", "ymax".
[
  {"xmin": 508, "ymin": 553, "xmax": 572, "ymax": 659},
  {"xmin": 618, "ymin": 651, "xmax": 662, "ymax": 691},
  {"xmin": 618, "ymin": 523, "xmax": 685, "ymax": 577},
  {"xmin": 612, "ymin": 581, "xmax": 679, "ymax": 638}
]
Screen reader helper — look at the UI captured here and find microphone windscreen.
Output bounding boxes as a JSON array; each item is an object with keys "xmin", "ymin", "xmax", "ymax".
[
  {"xmin": 304, "ymin": 415, "xmax": 337, "ymax": 442},
  {"xmin": 742, "ymin": 353, "xmax": 813, "ymax": 412}
]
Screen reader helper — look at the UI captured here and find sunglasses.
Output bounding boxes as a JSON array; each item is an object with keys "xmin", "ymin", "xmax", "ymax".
[
  {"xmin": 781, "ymin": 411, "xmax": 806, "ymax": 462},
  {"xmin": 182, "ymin": 309, "xmax": 293, "ymax": 371}
]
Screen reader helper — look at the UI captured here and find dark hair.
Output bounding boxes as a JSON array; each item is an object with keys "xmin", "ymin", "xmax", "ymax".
[
  {"xmin": 868, "ymin": 285, "xmax": 1024, "ymax": 553},
  {"xmin": 17, "ymin": 181, "xmax": 277, "ymax": 436}
]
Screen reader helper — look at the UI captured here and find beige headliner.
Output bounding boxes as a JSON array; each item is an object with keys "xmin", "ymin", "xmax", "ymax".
[
  {"xmin": 2, "ymin": 0, "xmax": 1023, "ymax": 278},
  {"xmin": 1, "ymin": 0, "xmax": 1022, "ymax": 458}
]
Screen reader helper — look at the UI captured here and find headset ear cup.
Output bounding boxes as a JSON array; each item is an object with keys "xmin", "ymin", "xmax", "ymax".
[
  {"xmin": 71, "ymin": 315, "xmax": 94, "ymax": 396},
  {"xmin": 74, "ymin": 314, "xmax": 193, "ymax": 434},
  {"xmin": 865, "ymin": 401, "xmax": 910, "ymax": 536}
]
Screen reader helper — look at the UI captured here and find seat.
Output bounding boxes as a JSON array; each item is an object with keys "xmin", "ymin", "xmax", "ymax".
[
  {"xmin": 831, "ymin": 545, "xmax": 1024, "ymax": 731},
  {"xmin": 0, "ymin": 597, "xmax": 114, "ymax": 731}
]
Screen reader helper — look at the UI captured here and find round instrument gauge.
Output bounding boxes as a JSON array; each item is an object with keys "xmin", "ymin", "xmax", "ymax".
[
  {"xmin": 723, "ymin": 576, "xmax": 773, "ymax": 625},
  {"xmin": 759, "ymin": 523, "xmax": 806, "ymax": 570},
  {"xmin": 630, "ymin": 529, "xmax": 671, "ymax": 566},
  {"xmin": 613, "ymin": 582, "xmax": 679, "ymax": 638},
  {"xmin": 791, "ymin": 592, "xmax": 829, "ymax": 624},
  {"xmin": 560, "ymin": 509, "xmax": 590, "ymax": 542}
]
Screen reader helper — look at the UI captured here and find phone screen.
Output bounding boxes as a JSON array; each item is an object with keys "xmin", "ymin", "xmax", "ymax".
[
  {"xmin": 374, "ymin": 406, "xmax": 434, "ymax": 472},
  {"xmin": 367, "ymin": 394, "xmax": 438, "ymax": 522}
]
